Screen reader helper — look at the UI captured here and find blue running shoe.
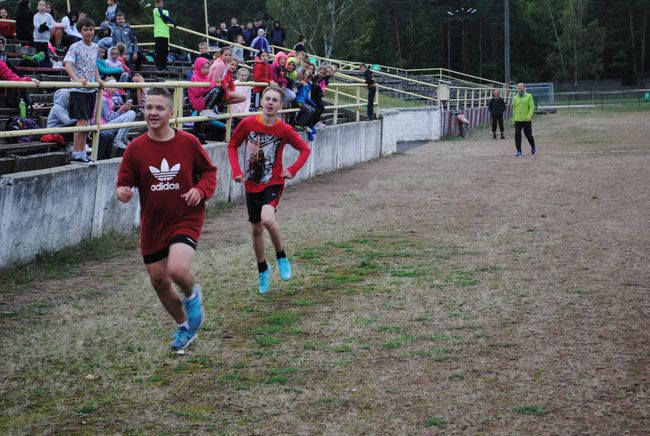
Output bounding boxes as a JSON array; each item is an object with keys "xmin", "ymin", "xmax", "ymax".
[
  {"xmin": 515, "ymin": 151, "xmax": 523, "ymax": 157},
  {"xmin": 170, "ymin": 326, "xmax": 196, "ymax": 351},
  {"xmin": 258, "ymin": 264, "xmax": 272, "ymax": 294},
  {"xmin": 277, "ymin": 257, "xmax": 292, "ymax": 281},
  {"xmin": 184, "ymin": 284, "xmax": 204, "ymax": 331},
  {"xmin": 307, "ymin": 131, "xmax": 315, "ymax": 142}
]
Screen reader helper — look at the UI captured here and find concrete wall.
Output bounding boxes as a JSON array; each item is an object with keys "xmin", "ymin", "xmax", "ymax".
[
  {"xmin": 381, "ymin": 106, "xmax": 442, "ymax": 155},
  {"xmin": 0, "ymin": 119, "xmax": 386, "ymax": 268}
]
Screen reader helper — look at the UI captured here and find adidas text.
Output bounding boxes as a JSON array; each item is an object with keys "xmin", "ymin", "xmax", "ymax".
[{"xmin": 151, "ymin": 181, "xmax": 180, "ymax": 191}]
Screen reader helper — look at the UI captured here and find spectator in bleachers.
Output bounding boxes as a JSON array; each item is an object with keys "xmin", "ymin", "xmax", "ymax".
[
  {"xmin": 15, "ymin": 0, "xmax": 34, "ymax": 43},
  {"xmin": 131, "ymin": 72, "xmax": 148, "ymax": 107},
  {"xmin": 243, "ymin": 22, "xmax": 255, "ymax": 46},
  {"xmin": 105, "ymin": 0, "xmax": 122, "ymax": 25},
  {"xmin": 153, "ymin": 0, "xmax": 176, "ymax": 71},
  {"xmin": 112, "ymin": 12, "xmax": 140, "ymax": 70},
  {"xmin": 217, "ymin": 22, "xmax": 229, "ymax": 42},
  {"xmin": 94, "ymin": 22, "xmax": 114, "ymax": 50},
  {"xmin": 188, "ymin": 56, "xmax": 219, "ymax": 118},
  {"xmin": 253, "ymin": 17, "xmax": 266, "ymax": 35},
  {"xmin": 233, "ymin": 67, "xmax": 251, "ymax": 115},
  {"xmin": 64, "ymin": 16, "xmax": 103, "ymax": 164},
  {"xmin": 250, "ymin": 28, "xmax": 270, "ymax": 59},
  {"xmin": 106, "ymin": 46, "xmax": 129, "ymax": 81},
  {"xmin": 33, "ymin": 0, "xmax": 61, "ymax": 67},
  {"xmin": 57, "ymin": 10, "xmax": 82, "ymax": 48},
  {"xmin": 271, "ymin": 51, "xmax": 295, "ymax": 104},
  {"xmin": 0, "ymin": 58, "xmax": 38, "ymax": 84},
  {"xmin": 269, "ymin": 20, "xmax": 286, "ymax": 47},
  {"xmin": 97, "ymin": 46, "xmax": 127, "ymax": 81},
  {"xmin": 207, "ymin": 26, "xmax": 219, "ymax": 49},
  {"xmin": 208, "ymin": 46, "xmax": 230, "ymax": 84},
  {"xmin": 310, "ymin": 65, "xmax": 327, "ymax": 129},
  {"xmin": 293, "ymin": 34, "xmax": 306, "ymax": 52},
  {"xmin": 0, "ymin": 37, "xmax": 6, "ymax": 62},
  {"xmin": 221, "ymin": 58, "xmax": 246, "ymax": 105},
  {"xmin": 359, "ymin": 64, "xmax": 377, "ymax": 120},
  {"xmin": 295, "ymin": 68, "xmax": 317, "ymax": 140},
  {"xmin": 192, "ymin": 41, "xmax": 211, "ymax": 62},
  {"xmin": 232, "ymin": 34, "xmax": 245, "ymax": 62},
  {"xmin": 0, "ymin": 8, "xmax": 17, "ymax": 38},
  {"xmin": 96, "ymin": 77, "xmax": 136, "ymax": 150},
  {"xmin": 252, "ymin": 51, "xmax": 272, "ymax": 108},
  {"xmin": 114, "ymin": 43, "xmax": 131, "ymax": 73},
  {"xmin": 46, "ymin": 88, "xmax": 75, "ymax": 144},
  {"xmin": 229, "ymin": 17, "xmax": 243, "ymax": 43}
]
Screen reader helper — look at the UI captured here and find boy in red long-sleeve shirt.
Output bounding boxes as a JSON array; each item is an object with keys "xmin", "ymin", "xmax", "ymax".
[
  {"xmin": 116, "ymin": 87, "xmax": 217, "ymax": 351},
  {"xmin": 228, "ymin": 84, "xmax": 310, "ymax": 295}
]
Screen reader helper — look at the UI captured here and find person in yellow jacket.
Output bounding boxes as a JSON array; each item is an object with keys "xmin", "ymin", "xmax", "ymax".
[
  {"xmin": 512, "ymin": 82, "xmax": 537, "ymax": 156},
  {"xmin": 152, "ymin": 0, "xmax": 176, "ymax": 71}
]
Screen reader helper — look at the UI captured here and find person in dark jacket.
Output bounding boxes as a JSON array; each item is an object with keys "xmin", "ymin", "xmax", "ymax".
[
  {"xmin": 229, "ymin": 17, "xmax": 243, "ymax": 42},
  {"xmin": 15, "ymin": 0, "xmax": 34, "ymax": 42},
  {"xmin": 359, "ymin": 64, "xmax": 377, "ymax": 120},
  {"xmin": 269, "ymin": 20, "xmax": 286, "ymax": 47},
  {"xmin": 488, "ymin": 89, "xmax": 506, "ymax": 139}
]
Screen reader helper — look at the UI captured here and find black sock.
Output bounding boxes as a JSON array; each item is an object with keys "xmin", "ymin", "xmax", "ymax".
[
  {"xmin": 257, "ymin": 261, "xmax": 268, "ymax": 273},
  {"xmin": 276, "ymin": 250, "xmax": 286, "ymax": 260}
]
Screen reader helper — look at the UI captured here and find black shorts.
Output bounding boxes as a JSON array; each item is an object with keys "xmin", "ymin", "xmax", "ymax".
[
  {"xmin": 142, "ymin": 234, "xmax": 198, "ymax": 264},
  {"xmin": 69, "ymin": 91, "xmax": 97, "ymax": 121},
  {"xmin": 246, "ymin": 184, "xmax": 284, "ymax": 224}
]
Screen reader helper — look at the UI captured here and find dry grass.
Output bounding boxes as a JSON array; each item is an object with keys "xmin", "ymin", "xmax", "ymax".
[{"xmin": 1, "ymin": 111, "xmax": 649, "ymax": 433}]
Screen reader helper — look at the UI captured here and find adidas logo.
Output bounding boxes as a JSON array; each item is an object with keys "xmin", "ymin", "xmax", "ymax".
[{"xmin": 149, "ymin": 158, "xmax": 180, "ymax": 182}]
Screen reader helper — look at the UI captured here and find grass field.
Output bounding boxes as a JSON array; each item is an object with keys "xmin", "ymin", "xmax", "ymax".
[{"xmin": 1, "ymin": 110, "xmax": 648, "ymax": 433}]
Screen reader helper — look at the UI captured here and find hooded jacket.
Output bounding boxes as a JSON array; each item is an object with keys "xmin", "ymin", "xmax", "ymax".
[
  {"xmin": 0, "ymin": 59, "xmax": 32, "ymax": 81},
  {"xmin": 253, "ymin": 56, "xmax": 272, "ymax": 93},
  {"xmin": 47, "ymin": 89, "xmax": 76, "ymax": 128},
  {"xmin": 189, "ymin": 57, "xmax": 216, "ymax": 112},
  {"xmin": 111, "ymin": 22, "xmax": 138, "ymax": 55},
  {"xmin": 271, "ymin": 51, "xmax": 288, "ymax": 88},
  {"xmin": 94, "ymin": 22, "xmax": 114, "ymax": 50},
  {"xmin": 269, "ymin": 21, "xmax": 285, "ymax": 46},
  {"xmin": 512, "ymin": 91, "xmax": 534, "ymax": 122}
]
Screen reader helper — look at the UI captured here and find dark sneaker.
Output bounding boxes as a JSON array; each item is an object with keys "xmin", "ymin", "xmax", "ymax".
[
  {"xmin": 184, "ymin": 284, "xmax": 204, "ymax": 331},
  {"xmin": 71, "ymin": 155, "xmax": 95, "ymax": 165},
  {"xmin": 531, "ymin": 147, "xmax": 537, "ymax": 155},
  {"xmin": 515, "ymin": 151, "xmax": 523, "ymax": 157},
  {"xmin": 170, "ymin": 326, "xmax": 196, "ymax": 351}
]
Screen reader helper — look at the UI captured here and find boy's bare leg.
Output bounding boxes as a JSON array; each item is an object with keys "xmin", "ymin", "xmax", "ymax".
[
  {"xmin": 145, "ymin": 258, "xmax": 187, "ymax": 324},
  {"xmin": 73, "ymin": 120, "xmax": 88, "ymax": 152},
  {"xmin": 260, "ymin": 204, "xmax": 284, "ymax": 252},
  {"xmin": 251, "ymin": 221, "xmax": 266, "ymax": 263},
  {"xmin": 167, "ymin": 243, "xmax": 196, "ymax": 298}
]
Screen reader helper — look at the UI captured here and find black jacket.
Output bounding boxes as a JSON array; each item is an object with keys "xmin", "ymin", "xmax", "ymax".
[{"xmin": 488, "ymin": 97, "xmax": 506, "ymax": 117}]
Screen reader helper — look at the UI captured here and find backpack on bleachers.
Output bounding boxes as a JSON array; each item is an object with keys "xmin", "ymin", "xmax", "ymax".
[{"xmin": 6, "ymin": 116, "xmax": 41, "ymax": 143}]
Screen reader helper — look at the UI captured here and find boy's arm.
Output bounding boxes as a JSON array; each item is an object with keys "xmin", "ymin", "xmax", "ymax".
[
  {"xmin": 116, "ymin": 146, "xmax": 137, "ymax": 202},
  {"xmin": 227, "ymin": 118, "xmax": 249, "ymax": 180},
  {"xmin": 527, "ymin": 94, "xmax": 534, "ymax": 120},
  {"xmin": 191, "ymin": 141, "xmax": 218, "ymax": 202}
]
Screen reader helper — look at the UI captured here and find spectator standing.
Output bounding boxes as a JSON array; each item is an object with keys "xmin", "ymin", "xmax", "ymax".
[
  {"xmin": 115, "ymin": 87, "xmax": 216, "ymax": 352},
  {"xmin": 152, "ymin": 0, "xmax": 176, "ymax": 71},
  {"xmin": 112, "ymin": 12, "xmax": 140, "ymax": 70},
  {"xmin": 32, "ymin": 0, "xmax": 59, "ymax": 67},
  {"xmin": 229, "ymin": 17, "xmax": 243, "ymax": 43},
  {"xmin": 512, "ymin": 82, "xmax": 537, "ymax": 156},
  {"xmin": 253, "ymin": 17, "xmax": 266, "ymax": 35},
  {"xmin": 250, "ymin": 28, "xmax": 271, "ymax": 59},
  {"xmin": 243, "ymin": 22, "xmax": 255, "ymax": 46},
  {"xmin": 488, "ymin": 89, "xmax": 506, "ymax": 139},
  {"xmin": 105, "ymin": 0, "xmax": 122, "ymax": 24},
  {"xmin": 15, "ymin": 0, "xmax": 34, "ymax": 42},
  {"xmin": 0, "ymin": 8, "xmax": 16, "ymax": 38},
  {"xmin": 293, "ymin": 34, "xmax": 306, "ymax": 52},
  {"xmin": 218, "ymin": 22, "xmax": 229, "ymax": 42},
  {"xmin": 232, "ymin": 34, "xmax": 245, "ymax": 62},
  {"xmin": 63, "ymin": 17, "xmax": 104, "ymax": 164},
  {"xmin": 269, "ymin": 20, "xmax": 286, "ymax": 47},
  {"xmin": 359, "ymin": 64, "xmax": 377, "ymax": 120}
]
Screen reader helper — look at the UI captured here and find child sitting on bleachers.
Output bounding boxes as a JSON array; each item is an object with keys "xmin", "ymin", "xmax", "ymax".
[
  {"xmin": 106, "ymin": 46, "xmax": 130, "ymax": 80},
  {"xmin": 252, "ymin": 50, "xmax": 272, "ymax": 108},
  {"xmin": 94, "ymin": 77, "xmax": 136, "ymax": 150},
  {"xmin": 97, "ymin": 46, "xmax": 128, "ymax": 82},
  {"xmin": 232, "ymin": 67, "xmax": 251, "ymax": 115}
]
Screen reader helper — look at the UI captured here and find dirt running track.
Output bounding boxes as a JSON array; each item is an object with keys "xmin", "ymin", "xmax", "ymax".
[{"xmin": 1, "ymin": 111, "xmax": 648, "ymax": 433}]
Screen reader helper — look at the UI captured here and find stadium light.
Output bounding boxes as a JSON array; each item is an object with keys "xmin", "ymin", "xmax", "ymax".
[{"xmin": 446, "ymin": 6, "xmax": 478, "ymax": 73}]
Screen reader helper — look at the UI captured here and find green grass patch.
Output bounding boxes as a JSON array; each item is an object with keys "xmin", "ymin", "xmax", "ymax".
[
  {"xmin": 425, "ymin": 417, "xmax": 447, "ymax": 428},
  {"xmin": 378, "ymin": 325, "xmax": 406, "ymax": 334},
  {"xmin": 443, "ymin": 270, "xmax": 480, "ymax": 287},
  {"xmin": 205, "ymin": 200, "xmax": 237, "ymax": 219},
  {"xmin": 512, "ymin": 405, "xmax": 547, "ymax": 415},
  {"xmin": 255, "ymin": 336, "xmax": 282, "ymax": 347}
]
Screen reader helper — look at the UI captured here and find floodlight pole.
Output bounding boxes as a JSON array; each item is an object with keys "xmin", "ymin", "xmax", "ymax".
[
  {"xmin": 204, "ymin": 0, "xmax": 209, "ymax": 41},
  {"xmin": 504, "ymin": 0, "xmax": 511, "ymax": 85}
]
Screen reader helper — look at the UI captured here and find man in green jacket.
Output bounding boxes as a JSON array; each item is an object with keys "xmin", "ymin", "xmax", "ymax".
[
  {"xmin": 153, "ymin": 0, "xmax": 177, "ymax": 71},
  {"xmin": 512, "ymin": 82, "xmax": 537, "ymax": 156}
]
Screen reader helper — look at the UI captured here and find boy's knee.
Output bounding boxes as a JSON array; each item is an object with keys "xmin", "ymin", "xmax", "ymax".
[
  {"xmin": 251, "ymin": 222, "xmax": 264, "ymax": 236},
  {"xmin": 168, "ymin": 265, "xmax": 191, "ymax": 284}
]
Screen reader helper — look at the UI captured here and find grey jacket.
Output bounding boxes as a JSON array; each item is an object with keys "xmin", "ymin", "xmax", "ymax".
[
  {"xmin": 111, "ymin": 23, "xmax": 138, "ymax": 55},
  {"xmin": 47, "ymin": 89, "xmax": 76, "ymax": 128}
]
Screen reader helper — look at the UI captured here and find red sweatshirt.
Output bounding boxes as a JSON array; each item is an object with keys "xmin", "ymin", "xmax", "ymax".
[
  {"xmin": 116, "ymin": 130, "xmax": 217, "ymax": 256},
  {"xmin": 228, "ymin": 115, "xmax": 310, "ymax": 193},
  {"xmin": 252, "ymin": 61, "xmax": 272, "ymax": 93}
]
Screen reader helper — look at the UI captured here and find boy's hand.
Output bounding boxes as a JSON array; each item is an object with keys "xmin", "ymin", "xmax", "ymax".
[
  {"xmin": 116, "ymin": 186, "xmax": 133, "ymax": 203},
  {"xmin": 98, "ymin": 78, "xmax": 105, "ymax": 87},
  {"xmin": 233, "ymin": 175, "xmax": 245, "ymax": 183},
  {"xmin": 181, "ymin": 188, "xmax": 202, "ymax": 206},
  {"xmin": 79, "ymin": 78, "xmax": 87, "ymax": 86},
  {"xmin": 281, "ymin": 170, "xmax": 293, "ymax": 179}
]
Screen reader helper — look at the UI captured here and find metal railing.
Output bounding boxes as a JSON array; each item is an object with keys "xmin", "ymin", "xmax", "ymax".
[{"xmin": 0, "ymin": 80, "xmax": 374, "ymax": 160}]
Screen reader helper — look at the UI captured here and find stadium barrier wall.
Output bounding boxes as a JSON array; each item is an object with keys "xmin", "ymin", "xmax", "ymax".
[
  {"xmin": 381, "ymin": 107, "xmax": 442, "ymax": 155},
  {"xmin": 0, "ymin": 118, "xmax": 394, "ymax": 268}
]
